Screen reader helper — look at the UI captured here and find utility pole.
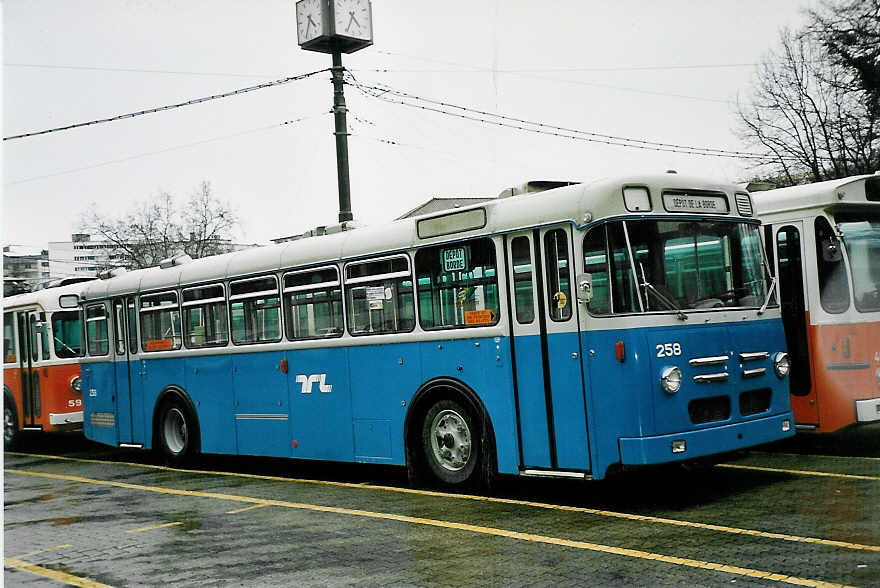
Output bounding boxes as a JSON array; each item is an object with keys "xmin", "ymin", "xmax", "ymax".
[{"xmin": 295, "ymin": 0, "xmax": 373, "ymax": 225}]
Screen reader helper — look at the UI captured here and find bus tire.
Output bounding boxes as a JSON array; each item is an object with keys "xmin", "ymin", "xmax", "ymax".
[
  {"xmin": 4, "ymin": 393, "xmax": 19, "ymax": 451},
  {"xmin": 420, "ymin": 398, "xmax": 481, "ymax": 487},
  {"xmin": 156, "ymin": 398, "xmax": 198, "ymax": 465}
]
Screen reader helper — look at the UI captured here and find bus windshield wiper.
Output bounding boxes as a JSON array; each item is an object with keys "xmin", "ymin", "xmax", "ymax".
[
  {"xmin": 757, "ymin": 276, "xmax": 777, "ymax": 316},
  {"xmin": 639, "ymin": 263, "xmax": 687, "ymax": 321}
]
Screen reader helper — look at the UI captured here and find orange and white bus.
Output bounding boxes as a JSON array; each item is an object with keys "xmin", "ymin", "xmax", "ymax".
[
  {"xmin": 754, "ymin": 173, "xmax": 880, "ymax": 432},
  {"xmin": 3, "ymin": 281, "xmax": 87, "ymax": 448}
]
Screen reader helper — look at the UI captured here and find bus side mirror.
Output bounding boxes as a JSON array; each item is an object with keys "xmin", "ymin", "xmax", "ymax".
[
  {"xmin": 58, "ymin": 294, "xmax": 79, "ymax": 309},
  {"xmin": 821, "ymin": 238, "xmax": 842, "ymax": 262},
  {"xmin": 576, "ymin": 273, "xmax": 593, "ymax": 303}
]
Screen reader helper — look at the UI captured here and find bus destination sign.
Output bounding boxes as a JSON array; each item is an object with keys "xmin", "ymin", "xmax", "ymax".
[
  {"xmin": 442, "ymin": 247, "xmax": 469, "ymax": 272},
  {"xmin": 662, "ymin": 192, "xmax": 729, "ymax": 214}
]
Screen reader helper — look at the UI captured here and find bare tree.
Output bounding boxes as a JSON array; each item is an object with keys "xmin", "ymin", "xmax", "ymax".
[
  {"xmin": 737, "ymin": 29, "xmax": 879, "ymax": 186},
  {"xmin": 81, "ymin": 181, "xmax": 239, "ymax": 269}
]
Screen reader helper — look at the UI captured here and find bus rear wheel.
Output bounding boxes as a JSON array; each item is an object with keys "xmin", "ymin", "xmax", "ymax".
[
  {"xmin": 4, "ymin": 401, "xmax": 19, "ymax": 451},
  {"xmin": 157, "ymin": 399, "xmax": 197, "ymax": 465},
  {"xmin": 420, "ymin": 399, "xmax": 480, "ymax": 487}
]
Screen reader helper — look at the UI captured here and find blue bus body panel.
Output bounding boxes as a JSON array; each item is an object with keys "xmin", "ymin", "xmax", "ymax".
[
  {"xmin": 546, "ymin": 331, "xmax": 590, "ymax": 471},
  {"xmin": 289, "ymin": 346, "xmax": 354, "ymax": 462},
  {"xmin": 582, "ymin": 317, "xmax": 793, "ymax": 476},
  {"xmin": 82, "ymin": 362, "xmax": 119, "ymax": 447},
  {"xmin": 232, "ymin": 351, "xmax": 288, "ymax": 458},
  {"xmin": 512, "ymin": 334, "xmax": 551, "ymax": 468},
  {"xmin": 183, "ymin": 355, "xmax": 236, "ymax": 455},
  {"xmin": 114, "ymin": 358, "xmax": 134, "ymax": 443}
]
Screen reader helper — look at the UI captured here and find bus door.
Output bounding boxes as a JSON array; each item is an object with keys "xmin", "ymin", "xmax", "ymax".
[
  {"xmin": 506, "ymin": 227, "xmax": 590, "ymax": 472},
  {"xmin": 111, "ymin": 296, "xmax": 142, "ymax": 444},
  {"xmin": 774, "ymin": 222, "xmax": 817, "ymax": 424},
  {"xmin": 16, "ymin": 310, "xmax": 42, "ymax": 429}
]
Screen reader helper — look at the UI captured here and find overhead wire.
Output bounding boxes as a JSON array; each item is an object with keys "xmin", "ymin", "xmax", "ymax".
[
  {"xmin": 3, "ymin": 68, "xmax": 330, "ymax": 141},
  {"xmin": 4, "ymin": 115, "xmax": 325, "ymax": 186},
  {"xmin": 346, "ymin": 73, "xmax": 812, "ymax": 162}
]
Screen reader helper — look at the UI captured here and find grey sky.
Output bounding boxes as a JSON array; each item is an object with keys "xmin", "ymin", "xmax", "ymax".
[{"xmin": 3, "ymin": 0, "xmax": 814, "ymax": 250}]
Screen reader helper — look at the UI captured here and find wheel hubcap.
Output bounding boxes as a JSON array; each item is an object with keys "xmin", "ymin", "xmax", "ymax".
[
  {"xmin": 163, "ymin": 408, "xmax": 187, "ymax": 455},
  {"xmin": 4, "ymin": 407, "xmax": 15, "ymax": 443},
  {"xmin": 430, "ymin": 409, "xmax": 471, "ymax": 472}
]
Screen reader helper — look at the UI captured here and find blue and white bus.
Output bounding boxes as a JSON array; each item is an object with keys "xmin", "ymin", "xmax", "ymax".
[{"xmin": 79, "ymin": 173, "xmax": 794, "ymax": 487}]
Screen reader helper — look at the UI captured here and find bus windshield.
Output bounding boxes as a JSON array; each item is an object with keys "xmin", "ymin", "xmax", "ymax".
[
  {"xmin": 584, "ymin": 219, "xmax": 769, "ymax": 315},
  {"xmin": 835, "ymin": 211, "xmax": 880, "ymax": 313},
  {"xmin": 52, "ymin": 310, "xmax": 82, "ymax": 358}
]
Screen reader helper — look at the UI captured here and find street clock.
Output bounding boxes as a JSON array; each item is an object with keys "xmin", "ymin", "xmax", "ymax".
[{"xmin": 295, "ymin": 0, "xmax": 373, "ymax": 54}]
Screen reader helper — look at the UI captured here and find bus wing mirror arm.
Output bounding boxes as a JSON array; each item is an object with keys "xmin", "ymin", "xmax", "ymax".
[{"xmin": 758, "ymin": 276, "xmax": 777, "ymax": 316}]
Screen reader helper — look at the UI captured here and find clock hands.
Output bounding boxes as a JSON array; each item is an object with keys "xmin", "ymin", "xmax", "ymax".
[
  {"xmin": 345, "ymin": 11, "xmax": 361, "ymax": 33},
  {"xmin": 305, "ymin": 14, "xmax": 317, "ymax": 37}
]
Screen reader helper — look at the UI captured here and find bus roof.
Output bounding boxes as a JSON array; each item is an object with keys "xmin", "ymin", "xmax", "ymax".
[
  {"xmin": 3, "ymin": 280, "xmax": 93, "ymax": 312},
  {"xmin": 752, "ymin": 173, "xmax": 880, "ymax": 218},
  {"xmin": 81, "ymin": 172, "xmax": 750, "ymax": 300}
]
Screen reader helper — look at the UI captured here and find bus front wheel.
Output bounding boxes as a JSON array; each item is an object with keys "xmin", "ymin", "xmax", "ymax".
[
  {"xmin": 420, "ymin": 399, "xmax": 481, "ymax": 487},
  {"xmin": 4, "ymin": 400, "xmax": 19, "ymax": 451},
  {"xmin": 157, "ymin": 399, "xmax": 197, "ymax": 465}
]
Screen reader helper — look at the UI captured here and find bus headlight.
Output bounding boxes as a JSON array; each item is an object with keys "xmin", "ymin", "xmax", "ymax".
[
  {"xmin": 773, "ymin": 352, "xmax": 790, "ymax": 379},
  {"xmin": 661, "ymin": 366, "xmax": 682, "ymax": 394},
  {"xmin": 70, "ymin": 376, "xmax": 82, "ymax": 394}
]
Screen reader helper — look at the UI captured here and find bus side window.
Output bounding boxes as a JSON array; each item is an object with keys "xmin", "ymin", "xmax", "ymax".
[
  {"xmin": 113, "ymin": 300, "xmax": 126, "ymax": 355},
  {"xmin": 127, "ymin": 299, "xmax": 138, "ymax": 355},
  {"xmin": 283, "ymin": 267, "xmax": 344, "ymax": 340},
  {"xmin": 583, "ymin": 226, "xmax": 610, "ymax": 315},
  {"xmin": 140, "ymin": 292, "xmax": 182, "ymax": 351},
  {"xmin": 28, "ymin": 314, "xmax": 39, "ymax": 362},
  {"xmin": 229, "ymin": 276, "xmax": 281, "ymax": 345},
  {"xmin": 3, "ymin": 312, "xmax": 16, "ymax": 363},
  {"xmin": 814, "ymin": 216, "xmax": 849, "ymax": 313},
  {"xmin": 415, "ymin": 238, "xmax": 499, "ymax": 330},
  {"xmin": 182, "ymin": 284, "xmax": 229, "ymax": 348},
  {"xmin": 544, "ymin": 229, "xmax": 572, "ymax": 322},
  {"xmin": 511, "ymin": 237, "xmax": 535, "ymax": 324},
  {"xmin": 85, "ymin": 304, "xmax": 110, "ymax": 356},
  {"xmin": 346, "ymin": 256, "xmax": 415, "ymax": 335}
]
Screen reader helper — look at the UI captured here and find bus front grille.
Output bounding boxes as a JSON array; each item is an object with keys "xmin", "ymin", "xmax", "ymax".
[
  {"xmin": 739, "ymin": 388, "xmax": 771, "ymax": 416},
  {"xmin": 90, "ymin": 412, "xmax": 115, "ymax": 428},
  {"xmin": 688, "ymin": 396, "xmax": 731, "ymax": 424}
]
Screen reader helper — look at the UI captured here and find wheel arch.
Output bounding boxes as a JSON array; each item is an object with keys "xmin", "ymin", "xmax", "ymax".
[
  {"xmin": 151, "ymin": 385, "xmax": 201, "ymax": 454},
  {"xmin": 404, "ymin": 377, "xmax": 497, "ymax": 488}
]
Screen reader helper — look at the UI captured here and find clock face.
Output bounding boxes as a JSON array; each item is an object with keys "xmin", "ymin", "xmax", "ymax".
[
  {"xmin": 296, "ymin": 0, "xmax": 325, "ymax": 45},
  {"xmin": 333, "ymin": 0, "xmax": 372, "ymax": 41}
]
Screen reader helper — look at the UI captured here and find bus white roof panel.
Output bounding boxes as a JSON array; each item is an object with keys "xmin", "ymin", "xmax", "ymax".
[
  {"xmin": 4, "ymin": 280, "xmax": 95, "ymax": 311},
  {"xmin": 753, "ymin": 174, "xmax": 876, "ymax": 217}
]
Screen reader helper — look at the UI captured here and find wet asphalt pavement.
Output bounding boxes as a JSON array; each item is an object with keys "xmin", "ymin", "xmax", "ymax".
[{"xmin": 4, "ymin": 426, "xmax": 879, "ymax": 587}]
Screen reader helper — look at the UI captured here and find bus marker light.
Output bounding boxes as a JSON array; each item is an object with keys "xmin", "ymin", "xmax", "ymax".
[
  {"xmin": 671, "ymin": 440, "xmax": 686, "ymax": 454},
  {"xmin": 615, "ymin": 341, "xmax": 626, "ymax": 362},
  {"xmin": 280, "ymin": 359, "xmax": 288, "ymax": 374},
  {"xmin": 782, "ymin": 420, "xmax": 791, "ymax": 432},
  {"xmin": 292, "ymin": 440, "xmax": 298, "ymax": 448}
]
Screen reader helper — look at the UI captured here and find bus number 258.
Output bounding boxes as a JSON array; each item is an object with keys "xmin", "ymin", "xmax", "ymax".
[{"xmin": 656, "ymin": 343, "xmax": 682, "ymax": 357}]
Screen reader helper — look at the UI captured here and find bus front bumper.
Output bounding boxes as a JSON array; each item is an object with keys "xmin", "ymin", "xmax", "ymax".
[
  {"xmin": 855, "ymin": 398, "xmax": 880, "ymax": 423},
  {"xmin": 618, "ymin": 412, "xmax": 795, "ymax": 466},
  {"xmin": 49, "ymin": 411, "xmax": 84, "ymax": 426}
]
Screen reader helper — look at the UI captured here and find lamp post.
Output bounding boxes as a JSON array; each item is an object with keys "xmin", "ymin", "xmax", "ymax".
[{"xmin": 295, "ymin": 0, "xmax": 373, "ymax": 224}]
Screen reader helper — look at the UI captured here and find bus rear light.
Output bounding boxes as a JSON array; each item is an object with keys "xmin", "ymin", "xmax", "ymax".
[
  {"xmin": 671, "ymin": 440, "xmax": 686, "ymax": 454},
  {"xmin": 615, "ymin": 341, "xmax": 626, "ymax": 362},
  {"xmin": 782, "ymin": 419, "xmax": 791, "ymax": 432}
]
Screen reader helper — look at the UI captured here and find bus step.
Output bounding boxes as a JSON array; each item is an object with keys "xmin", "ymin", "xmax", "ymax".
[
  {"xmin": 795, "ymin": 424, "xmax": 817, "ymax": 430},
  {"xmin": 21, "ymin": 427, "xmax": 43, "ymax": 431},
  {"xmin": 118, "ymin": 443, "xmax": 144, "ymax": 449},
  {"xmin": 520, "ymin": 469, "xmax": 590, "ymax": 480}
]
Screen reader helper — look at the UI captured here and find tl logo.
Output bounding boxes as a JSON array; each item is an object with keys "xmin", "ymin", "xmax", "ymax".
[{"xmin": 296, "ymin": 373, "xmax": 332, "ymax": 394}]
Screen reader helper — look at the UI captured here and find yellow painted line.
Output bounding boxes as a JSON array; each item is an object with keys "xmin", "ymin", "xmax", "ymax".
[
  {"xmin": 4, "ymin": 557, "xmax": 113, "ymax": 588},
  {"xmin": 14, "ymin": 544, "xmax": 71, "ymax": 559},
  {"xmin": 718, "ymin": 463, "xmax": 880, "ymax": 481},
  {"xmin": 9, "ymin": 452, "xmax": 879, "ymax": 552},
  {"xmin": 8, "ymin": 452, "xmax": 879, "ymax": 552},
  {"xmin": 226, "ymin": 504, "xmax": 271, "ymax": 514},
  {"xmin": 3, "ymin": 468, "xmax": 854, "ymax": 588},
  {"xmin": 754, "ymin": 451, "xmax": 880, "ymax": 462},
  {"xmin": 125, "ymin": 521, "xmax": 184, "ymax": 534}
]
